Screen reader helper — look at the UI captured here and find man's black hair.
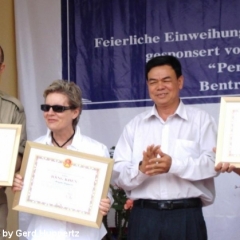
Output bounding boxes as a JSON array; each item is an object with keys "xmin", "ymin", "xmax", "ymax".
[{"xmin": 146, "ymin": 55, "xmax": 182, "ymax": 79}]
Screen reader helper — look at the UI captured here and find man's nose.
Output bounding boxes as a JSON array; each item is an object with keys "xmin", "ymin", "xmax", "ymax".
[{"xmin": 156, "ymin": 80, "xmax": 165, "ymax": 89}]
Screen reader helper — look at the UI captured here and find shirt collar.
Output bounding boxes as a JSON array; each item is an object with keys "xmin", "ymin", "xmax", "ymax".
[
  {"xmin": 70, "ymin": 126, "xmax": 82, "ymax": 150},
  {"xmin": 143, "ymin": 105, "xmax": 157, "ymax": 119},
  {"xmin": 144, "ymin": 100, "xmax": 188, "ymax": 121},
  {"xmin": 45, "ymin": 129, "xmax": 52, "ymax": 145},
  {"xmin": 175, "ymin": 101, "xmax": 188, "ymax": 120},
  {"xmin": 44, "ymin": 125, "xmax": 82, "ymax": 150}
]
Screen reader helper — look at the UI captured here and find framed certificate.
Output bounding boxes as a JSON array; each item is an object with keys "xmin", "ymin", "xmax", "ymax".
[
  {"xmin": 215, "ymin": 97, "xmax": 240, "ymax": 167},
  {"xmin": 0, "ymin": 124, "xmax": 22, "ymax": 186},
  {"xmin": 13, "ymin": 141, "xmax": 113, "ymax": 228}
]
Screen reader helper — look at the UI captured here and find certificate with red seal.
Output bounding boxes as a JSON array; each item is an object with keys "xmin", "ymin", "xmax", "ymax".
[
  {"xmin": 12, "ymin": 141, "xmax": 113, "ymax": 228},
  {"xmin": 216, "ymin": 97, "xmax": 240, "ymax": 167},
  {"xmin": 0, "ymin": 124, "xmax": 22, "ymax": 186}
]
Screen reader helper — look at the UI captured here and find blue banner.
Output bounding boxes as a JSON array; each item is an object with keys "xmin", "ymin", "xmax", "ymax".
[{"xmin": 61, "ymin": 0, "xmax": 240, "ymax": 110}]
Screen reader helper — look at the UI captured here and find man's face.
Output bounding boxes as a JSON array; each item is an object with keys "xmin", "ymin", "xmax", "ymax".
[{"xmin": 147, "ymin": 65, "xmax": 183, "ymax": 109}]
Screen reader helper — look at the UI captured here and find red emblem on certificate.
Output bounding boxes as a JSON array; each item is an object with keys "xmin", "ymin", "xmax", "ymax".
[{"xmin": 63, "ymin": 159, "xmax": 72, "ymax": 168}]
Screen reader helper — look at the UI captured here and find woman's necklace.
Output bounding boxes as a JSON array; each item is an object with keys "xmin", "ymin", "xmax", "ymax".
[{"xmin": 51, "ymin": 130, "xmax": 75, "ymax": 148}]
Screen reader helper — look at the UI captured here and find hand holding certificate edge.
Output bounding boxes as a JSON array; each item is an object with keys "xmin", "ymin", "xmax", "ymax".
[
  {"xmin": 12, "ymin": 173, "xmax": 23, "ymax": 192},
  {"xmin": 214, "ymin": 147, "xmax": 240, "ymax": 175},
  {"xmin": 99, "ymin": 198, "xmax": 111, "ymax": 216}
]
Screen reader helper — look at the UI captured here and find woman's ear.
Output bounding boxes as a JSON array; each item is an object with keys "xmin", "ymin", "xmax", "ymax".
[{"xmin": 72, "ymin": 107, "xmax": 81, "ymax": 119}]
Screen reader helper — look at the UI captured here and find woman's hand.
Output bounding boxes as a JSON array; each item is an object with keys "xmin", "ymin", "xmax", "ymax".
[
  {"xmin": 12, "ymin": 173, "xmax": 23, "ymax": 192},
  {"xmin": 99, "ymin": 197, "xmax": 111, "ymax": 216}
]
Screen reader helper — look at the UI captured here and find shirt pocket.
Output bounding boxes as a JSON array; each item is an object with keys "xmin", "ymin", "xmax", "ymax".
[{"xmin": 172, "ymin": 139, "xmax": 200, "ymax": 160}]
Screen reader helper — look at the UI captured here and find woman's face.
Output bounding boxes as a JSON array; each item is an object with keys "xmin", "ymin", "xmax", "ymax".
[{"xmin": 43, "ymin": 92, "xmax": 79, "ymax": 133}]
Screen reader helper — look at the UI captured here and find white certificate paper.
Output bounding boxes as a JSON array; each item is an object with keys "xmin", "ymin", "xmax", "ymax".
[
  {"xmin": 13, "ymin": 141, "xmax": 113, "ymax": 228},
  {"xmin": 29, "ymin": 156, "xmax": 98, "ymax": 213},
  {"xmin": 0, "ymin": 124, "xmax": 22, "ymax": 185},
  {"xmin": 222, "ymin": 106, "xmax": 240, "ymax": 157}
]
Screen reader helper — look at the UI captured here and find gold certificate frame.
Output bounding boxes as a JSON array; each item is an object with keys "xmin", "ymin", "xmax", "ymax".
[
  {"xmin": 0, "ymin": 124, "xmax": 22, "ymax": 186},
  {"xmin": 215, "ymin": 97, "xmax": 240, "ymax": 167},
  {"xmin": 13, "ymin": 141, "xmax": 113, "ymax": 228}
]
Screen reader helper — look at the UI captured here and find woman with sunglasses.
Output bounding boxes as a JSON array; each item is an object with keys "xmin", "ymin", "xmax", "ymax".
[{"xmin": 13, "ymin": 80, "xmax": 112, "ymax": 240}]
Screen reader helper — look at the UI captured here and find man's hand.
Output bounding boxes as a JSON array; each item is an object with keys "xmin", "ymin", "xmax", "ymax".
[
  {"xmin": 215, "ymin": 162, "xmax": 236, "ymax": 173},
  {"xmin": 143, "ymin": 147, "xmax": 172, "ymax": 176},
  {"xmin": 139, "ymin": 145, "xmax": 160, "ymax": 173},
  {"xmin": 213, "ymin": 147, "xmax": 237, "ymax": 173},
  {"xmin": 139, "ymin": 145, "xmax": 172, "ymax": 176}
]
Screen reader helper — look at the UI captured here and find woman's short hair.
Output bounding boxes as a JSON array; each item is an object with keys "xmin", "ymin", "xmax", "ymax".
[{"xmin": 43, "ymin": 80, "xmax": 82, "ymax": 129}]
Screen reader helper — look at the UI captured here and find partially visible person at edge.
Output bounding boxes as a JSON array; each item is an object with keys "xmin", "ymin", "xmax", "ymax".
[
  {"xmin": 12, "ymin": 80, "xmax": 112, "ymax": 240},
  {"xmin": 112, "ymin": 55, "xmax": 218, "ymax": 240},
  {"xmin": 214, "ymin": 148, "xmax": 240, "ymax": 175},
  {"xmin": 0, "ymin": 45, "xmax": 27, "ymax": 240}
]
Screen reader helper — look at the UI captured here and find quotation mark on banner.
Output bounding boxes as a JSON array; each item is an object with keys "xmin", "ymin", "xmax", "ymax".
[{"xmin": 208, "ymin": 63, "xmax": 216, "ymax": 69}]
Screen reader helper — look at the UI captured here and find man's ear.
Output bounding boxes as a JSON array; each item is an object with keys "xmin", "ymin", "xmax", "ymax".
[
  {"xmin": 178, "ymin": 75, "xmax": 184, "ymax": 90},
  {"xmin": 0, "ymin": 63, "xmax": 6, "ymax": 74}
]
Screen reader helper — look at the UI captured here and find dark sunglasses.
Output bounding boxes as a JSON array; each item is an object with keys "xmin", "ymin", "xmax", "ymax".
[{"xmin": 40, "ymin": 104, "xmax": 76, "ymax": 113}]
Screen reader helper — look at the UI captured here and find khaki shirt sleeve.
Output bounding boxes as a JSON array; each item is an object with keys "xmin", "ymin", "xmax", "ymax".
[{"xmin": 12, "ymin": 106, "xmax": 27, "ymax": 155}]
